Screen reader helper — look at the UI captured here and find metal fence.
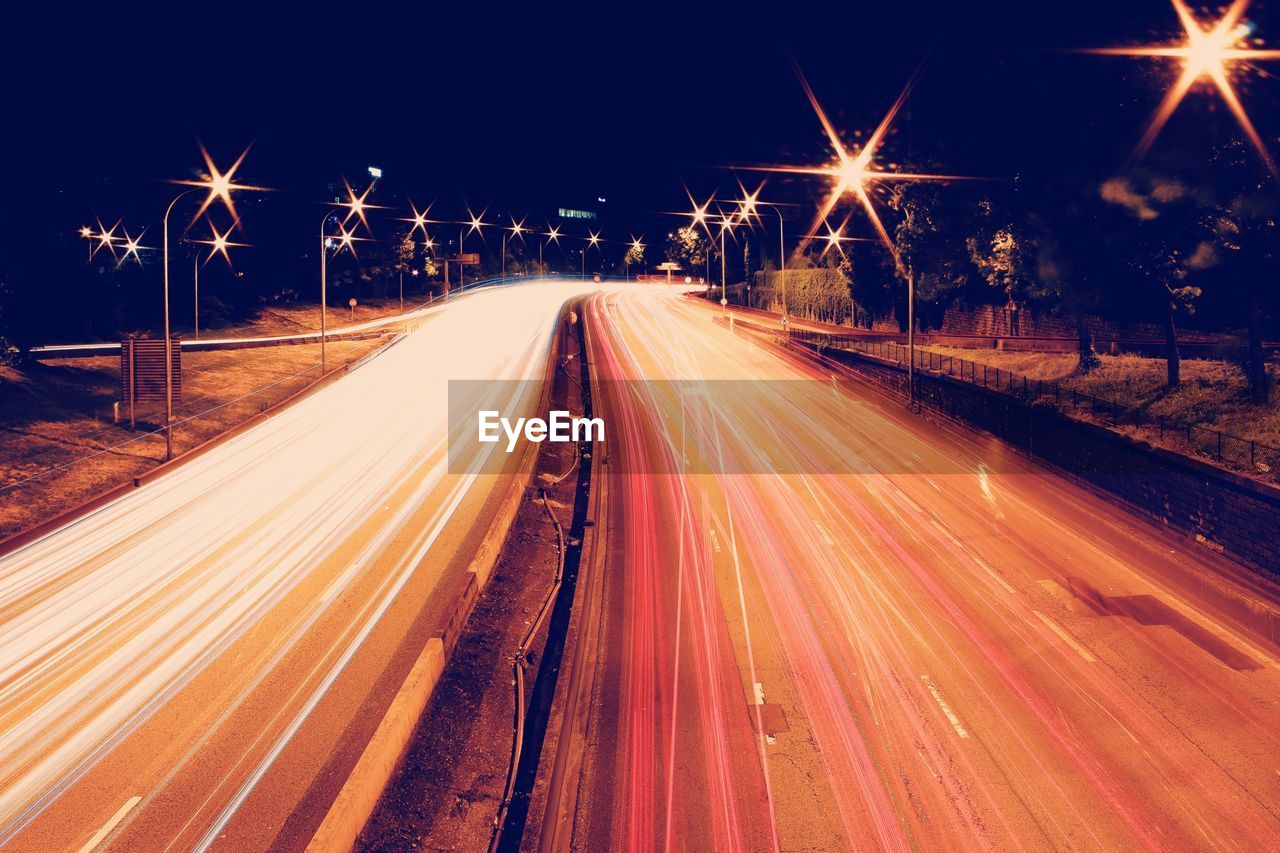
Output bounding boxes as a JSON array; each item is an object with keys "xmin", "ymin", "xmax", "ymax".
[{"xmin": 788, "ymin": 329, "xmax": 1280, "ymax": 477}]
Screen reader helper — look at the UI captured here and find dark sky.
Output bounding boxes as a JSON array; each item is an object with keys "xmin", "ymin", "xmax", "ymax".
[{"xmin": 4, "ymin": 0, "xmax": 1280, "ymax": 261}]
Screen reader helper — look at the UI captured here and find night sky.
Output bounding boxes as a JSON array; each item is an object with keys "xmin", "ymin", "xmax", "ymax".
[{"xmin": 3, "ymin": 0, "xmax": 1279, "ymax": 308}]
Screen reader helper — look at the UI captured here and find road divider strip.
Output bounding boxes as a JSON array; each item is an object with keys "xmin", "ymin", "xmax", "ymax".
[{"xmin": 306, "ymin": 303, "xmax": 571, "ymax": 852}]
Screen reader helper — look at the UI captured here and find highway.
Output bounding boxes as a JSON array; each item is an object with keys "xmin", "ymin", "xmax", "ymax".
[
  {"xmin": 557, "ymin": 287, "xmax": 1280, "ymax": 850},
  {"xmin": 0, "ymin": 281, "xmax": 611, "ymax": 851}
]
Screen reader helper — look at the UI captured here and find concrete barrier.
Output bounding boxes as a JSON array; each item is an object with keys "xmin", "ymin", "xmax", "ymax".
[
  {"xmin": 304, "ymin": 306, "xmax": 572, "ymax": 851},
  {"xmin": 305, "ymin": 638, "xmax": 446, "ymax": 853}
]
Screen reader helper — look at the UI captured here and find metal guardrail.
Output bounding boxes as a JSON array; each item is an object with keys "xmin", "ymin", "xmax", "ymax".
[
  {"xmin": 787, "ymin": 328, "xmax": 1280, "ymax": 477},
  {"xmin": 23, "ymin": 275, "xmax": 539, "ymax": 360}
]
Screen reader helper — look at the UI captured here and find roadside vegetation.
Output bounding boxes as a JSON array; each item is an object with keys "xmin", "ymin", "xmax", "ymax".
[
  {"xmin": 923, "ymin": 345, "xmax": 1280, "ymax": 480},
  {"xmin": 0, "ymin": 337, "xmax": 385, "ymax": 539}
]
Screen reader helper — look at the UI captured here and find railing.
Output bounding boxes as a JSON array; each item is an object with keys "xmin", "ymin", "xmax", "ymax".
[{"xmin": 788, "ymin": 328, "xmax": 1280, "ymax": 477}]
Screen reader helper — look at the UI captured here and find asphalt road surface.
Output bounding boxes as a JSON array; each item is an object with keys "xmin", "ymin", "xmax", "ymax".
[
  {"xmin": 0, "ymin": 281, "xmax": 614, "ymax": 851},
  {"xmin": 561, "ymin": 288, "xmax": 1280, "ymax": 851}
]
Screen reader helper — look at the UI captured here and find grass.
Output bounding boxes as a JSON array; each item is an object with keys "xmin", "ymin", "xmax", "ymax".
[
  {"xmin": 922, "ymin": 346, "xmax": 1280, "ymax": 481},
  {"xmin": 192, "ymin": 295, "xmax": 431, "ymax": 339},
  {"xmin": 0, "ymin": 337, "xmax": 387, "ymax": 540}
]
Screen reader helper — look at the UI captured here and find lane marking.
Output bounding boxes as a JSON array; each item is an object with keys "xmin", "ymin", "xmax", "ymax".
[
  {"xmin": 1033, "ymin": 609, "xmax": 1098, "ymax": 663},
  {"xmin": 921, "ymin": 675, "xmax": 970, "ymax": 739},
  {"xmin": 78, "ymin": 795, "xmax": 141, "ymax": 853}
]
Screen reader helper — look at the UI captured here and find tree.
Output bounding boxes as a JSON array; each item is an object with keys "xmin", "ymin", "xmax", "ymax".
[
  {"xmin": 967, "ymin": 195, "xmax": 1035, "ymax": 307},
  {"xmin": 1099, "ymin": 171, "xmax": 1215, "ymax": 387},
  {"xmin": 1216, "ymin": 196, "xmax": 1277, "ymax": 403},
  {"xmin": 1026, "ymin": 178, "xmax": 1117, "ymax": 373},
  {"xmin": 624, "ymin": 241, "xmax": 645, "ymax": 276},
  {"xmin": 1209, "ymin": 138, "xmax": 1279, "ymax": 404},
  {"xmin": 664, "ymin": 225, "xmax": 707, "ymax": 274},
  {"xmin": 395, "ymin": 233, "xmax": 414, "ymax": 274},
  {"xmin": 888, "ymin": 183, "xmax": 975, "ymax": 331}
]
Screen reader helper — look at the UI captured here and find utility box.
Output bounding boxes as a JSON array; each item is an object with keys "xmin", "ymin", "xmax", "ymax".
[{"xmin": 121, "ymin": 337, "xmax": 182, "ymax": 428}]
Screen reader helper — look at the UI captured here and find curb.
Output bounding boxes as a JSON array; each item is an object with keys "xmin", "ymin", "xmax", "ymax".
[{"xmin": 305, "ymin": 637, "xmax": 446, "ymax": 853}]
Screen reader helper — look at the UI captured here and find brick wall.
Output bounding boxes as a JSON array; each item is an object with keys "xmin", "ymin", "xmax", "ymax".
[
  {"xmin": 808, "ymin": 344, "xmax": 1280, "ymax": 585},
  {"xmin": 871, "ymin": 304, "xmax": 1220, "ymax": 342}
]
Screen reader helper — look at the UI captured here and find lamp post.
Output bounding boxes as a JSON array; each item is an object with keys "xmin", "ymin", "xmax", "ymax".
[
  {"xmin": 402, "ymin": 203, "xmax": 435, "ymax": 303},
  {"xmin": 193, "ymin": 256, "xmax": 200, "ymax": 340},
  {"xmin": 159, "ymin": 189, "xmax": 202, "ymax": 460},
  {"xmin": 687, "ymin": 197, "xmax": 714, "ymax": 293},
  {"xmin": 502, "ymin": 218, "xmax": 525, "ymax": 277},
  {"xmin": 716, "ymin": 216, "xmax": 734, "ymax": 312},
  {"xmin": 320, "ymin": 210, "xmax": 335, "ymax": 372},
  {"xmin": 740, "ymin": 191, "xmax": 788, "ymax": 316},
  {"xmin": 459, "ymin": 210, "xmax": 486, "ymax": 290},
  {"xmin": 767, "ymin": 68, "xmax": 961, "ymax": 407},
  {"xmin": 320, "ymin": 182, "xmax": 376, "ymax": 371},
  {"xmin": 907, "ymin": 265, "xmax": 916, "ymax": 403},
  {"xmin": 319, "ymin": 219, "xmax": 358, "ymax": 373},
  {"xmin": 541, "ymin": 225, "xmax": 561, "ymax": 276},
  {"xmin": 582, "ymin": 231, "xmax": 600, "ymax": 279},
  {"xmin": 80, "ymin": 226, "xmax": 95, "ymax": 261},
  {"xmin": 192, "ymin": 224, "xmax": 244, "ymax": 349}
]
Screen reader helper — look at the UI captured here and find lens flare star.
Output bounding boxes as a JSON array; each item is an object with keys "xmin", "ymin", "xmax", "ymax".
[
  {"xmin": 180, "ymin": 145, "xmax": 265, "ymax": 224},
  {"xmin": 1088, "ymin": 0, "xmax": 1280, "ymax": 175},
  {"xmin": 92, "ymin": 219, "xmax": 121, "ymax": 259},
  {"xmin": 196, "ymin": 224, "xmax": 248, "ymax": 266},
  {"xmin": 117, "ymin": 229, "xmax": 149, "ymax": 267},
  {"xmin": 401, "ymin": 201, "xmax": 436, "ymax": 235},
  {"xmin": 758, "ymin": 62, "xmax": 964, "ymax": 253},
  {"xmin": 339, "ymin": 180, "xmax": 385, "ymax": 230}
]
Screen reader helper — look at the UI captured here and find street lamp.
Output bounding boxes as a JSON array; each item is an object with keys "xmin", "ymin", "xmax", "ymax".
[
  {"xmin": 399, "ymin": 199, "xmax": 440, "ymax": 303},
  {"xmin": 162, "ymin": 145, "xmax": 259, "ymax": 459},
  {"xmin": 192, "ymin": 224, "xmax": 246, "ymax": 340},
  {"xmin": 716, "ymin": 214, "xmax": 735, "ymax": 311},
  {"xmin": 502, "ymin": 217, "xmax": 526, "ymax": 277},
  {"xmin": 764, "ymin": 64, "xmax": 961, "ymax": 406},
  {"xmin": 738, "ymin": 185, "xmax": 789, "ymax": 317},
  {"xmin": 320, "ymin": 185, "xmax": 371, "ymax": 373},
  {"xmin": 582, "ymin": 230, "xmax": 600, "ymax": 279},
  {"xmin": 685, "ymin": 194, "xmax": 716, "ymax": 287},
  {"xmin": 541, "ymin": 224, "xmax": 561, "ymax": 275},
  {"xmin": 458, "ymin": 208, "xmax": 487, "ymax": 291}
]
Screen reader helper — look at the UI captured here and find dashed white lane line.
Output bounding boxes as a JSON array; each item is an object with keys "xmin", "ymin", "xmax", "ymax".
[
  {"xmin": 1033, "ymin": 609, "xmax": 1098, "ymax": 663},
  {"xmin": 78, "ymin": 795, "xmax": 141, "ymax": 853},
  {"xmin": 921, "ymin": 675, "xmax": 970, "ymax": 739}
]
